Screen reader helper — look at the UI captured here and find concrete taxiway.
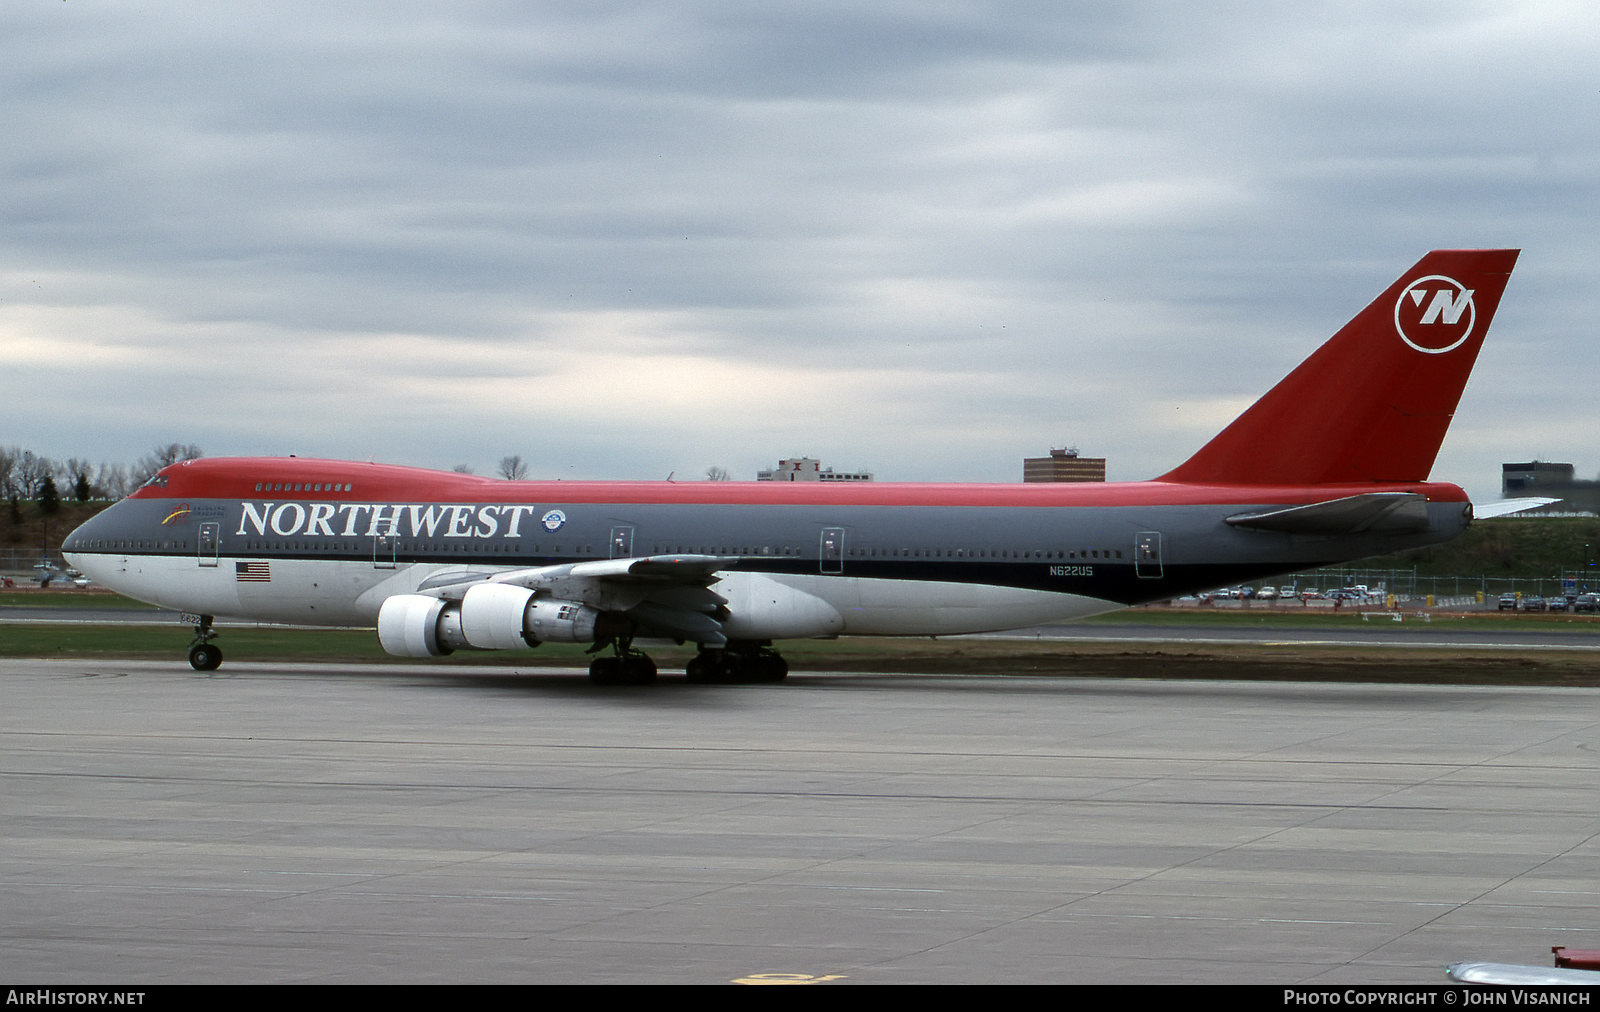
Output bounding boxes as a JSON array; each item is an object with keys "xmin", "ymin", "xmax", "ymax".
[{"xmin": 4, "ymin": 658, "xmax": 1600, "ymax": 984}]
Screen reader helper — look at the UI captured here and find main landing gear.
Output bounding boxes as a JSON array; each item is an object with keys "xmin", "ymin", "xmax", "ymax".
[
  {"xmin": 685, "ymin": 643, "xmax": 789, "ymax": 684},
  {"xmin": 587, "ymin": 651, "xmax": 658, "ymax": 685},
  {"xmin": 187, "ymin": 614, "xmax": 222, "ymax": 671},
  {"xmin": 586, "ymin": 632, "xmax": 790, "ymax": 686},
  {"xmin": 587, "ymin": 628, "xmax": 658, "ymax": 685}
]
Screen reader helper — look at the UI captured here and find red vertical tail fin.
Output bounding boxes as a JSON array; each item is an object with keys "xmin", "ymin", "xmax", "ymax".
[{"xmin": 1158, "ymin": 249, "xmax": 1519, "ymax": 486}]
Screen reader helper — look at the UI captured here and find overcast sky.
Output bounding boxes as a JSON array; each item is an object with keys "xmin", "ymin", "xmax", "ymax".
[{"xmin": 3, "ymin": 1, "xmax": 1596, "ymax": 502}]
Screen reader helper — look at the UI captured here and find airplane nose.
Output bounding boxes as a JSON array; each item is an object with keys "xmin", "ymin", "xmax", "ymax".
[{"xmin": 63, "ymin": 549, "xmax": 122, "ymax": 589}]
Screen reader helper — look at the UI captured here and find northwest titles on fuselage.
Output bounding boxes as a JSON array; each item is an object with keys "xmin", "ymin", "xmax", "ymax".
[{"xmin": 234, "ymin": 501, "xmax": 565, "ymax": 540}]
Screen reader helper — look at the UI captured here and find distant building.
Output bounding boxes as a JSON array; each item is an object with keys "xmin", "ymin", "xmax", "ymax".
[
  {"xmin": 1024, "ymin": 448, "xmax": 1106, "ymax": 483},
  {"xmin": 1503, "ymin": 461, "xmax": 1575, "ymax": 495},
  {"xmin": 1500, "ymin": 460, "xmax": 1600, "ymax": 516},
  {"xmin": 756, "ymin": 457, "xmax": 874, "ymax": 482}
]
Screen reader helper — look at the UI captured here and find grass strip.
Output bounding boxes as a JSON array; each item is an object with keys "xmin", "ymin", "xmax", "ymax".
[{"xmin": 5, "ymin": 623, "xmax": 1600, "ymax": 687}]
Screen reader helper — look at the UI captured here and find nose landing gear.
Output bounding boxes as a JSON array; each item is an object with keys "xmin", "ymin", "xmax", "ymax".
[{"xmin": 186, "ymin": 614, "xmax": 222, "ymax": 671}]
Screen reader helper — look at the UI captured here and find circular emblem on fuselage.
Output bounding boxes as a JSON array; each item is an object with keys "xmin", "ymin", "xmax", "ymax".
[
  {"xmin": 541, "ymin": 509, "xmax": 566, "ymax": 531},
  {"xmin": 1394, "ymin": 274, "xmax": 1476, "ymax": 354}
]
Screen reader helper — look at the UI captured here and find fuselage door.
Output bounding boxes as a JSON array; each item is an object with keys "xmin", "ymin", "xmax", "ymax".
[
  {"xmin": 197, "ymin": 522, "xmax": 219, "ymax": 568},
  {"xmin": 820, "ymin": 527, "xmax": 845, "ymax": 574},
  {"xmin": 1135, "ymin": 531, "xmax": 1163, "ymax": 579},
  {"xmin": 374, "ymin": 533, "xmax": 397, "ymax": 570},
  {"xmin": 610, "ymin": 526, "xmax": 635, "ymax": 559}
]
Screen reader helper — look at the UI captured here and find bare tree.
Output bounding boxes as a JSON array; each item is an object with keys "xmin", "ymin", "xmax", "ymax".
[
  {"xmin": 0, "ymin": 446, "xmax": 18, "ymax": 500},
  {"xmin": 132, "ymin": 443, "xmax": 202, "ymax": 487},
  {"xmin": 14, "ymin": 450, "xmax": 55, "ymax": 498},
  {"xmin": 497, "ymin": 455, "xmax": 529, "ymax": 481},
  {"xmin": 452, "ymin": 464, "xmax": 475, "ymax": 475},
  {"xmin": 705, "ymin": 466, "xmax": 731, "ymax": 481},
  {"xmin": 95, "ymin": 462, "xmax": 131, "ymax": 500}
]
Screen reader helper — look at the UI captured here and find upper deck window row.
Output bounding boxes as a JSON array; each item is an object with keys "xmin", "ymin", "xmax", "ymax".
[{"xmin": 254, "ymin": 482, "xmax": 354, "ymax": 493}]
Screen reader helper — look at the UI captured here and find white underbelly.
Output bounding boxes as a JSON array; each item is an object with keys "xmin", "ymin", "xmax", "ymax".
[
  {"xmin": 65, "ymin": 552, "xmax": 1123, "ymax": 638},
  {"xmin": 64, "ymin": 552, "xmax": 399, "ymax": 626},
  {"xmin": 758, "ymin": 572, "xmax": 1122, "ymax": 636}
]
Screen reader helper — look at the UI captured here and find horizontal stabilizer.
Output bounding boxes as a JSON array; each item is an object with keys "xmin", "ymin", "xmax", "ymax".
[
  {"xmin": 1470, "ymin": 497, "xmax": 1560, "ymax": 519},
  {"xmin": 1225, "ymin": 492, "xmax": 1431, "ymax": 535}
]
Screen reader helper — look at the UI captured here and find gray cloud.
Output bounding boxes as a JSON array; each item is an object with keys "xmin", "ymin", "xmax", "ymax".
[{"xmin": 3, "ymin": 2, "xmax": 1596, "ymax": 501}]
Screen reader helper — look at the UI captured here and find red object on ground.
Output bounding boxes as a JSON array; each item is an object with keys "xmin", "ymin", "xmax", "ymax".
[{"xmin": 1552, "ymin": 947, "xmax": 1600, "ymax": 969}]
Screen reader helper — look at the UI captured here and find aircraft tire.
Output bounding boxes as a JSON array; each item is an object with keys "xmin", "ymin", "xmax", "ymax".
[
  {"xmin": 685, "ymin": 653, "xmax": 724, "ymax": 684},
  {"xmin": 621, "ymin": 654, "xmax": 657, "ymax": 685},
  {"xmin": 687, "ymin": 649, "xmax": 786, "ymax": 684},
  {"xmin": 756, "ymin": 654, "xmax": 788, "ymax": 682},
  {"xmin": 591, "ymin": 654, "xmax": 657, "ymax": 685},
  {"xmin": 189, "ymin": 644, "xmax": 223, "ymax": 671}
]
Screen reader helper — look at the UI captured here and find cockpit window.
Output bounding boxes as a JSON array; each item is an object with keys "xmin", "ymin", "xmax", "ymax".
[{"xmin": 141, "ymin": 475, "xmax": 169, "ymax": 488}]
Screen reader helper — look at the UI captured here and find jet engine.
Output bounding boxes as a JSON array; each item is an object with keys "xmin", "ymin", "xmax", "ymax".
[{"xmin": 376, "ymin": 588, "xmax": 602, "ymax": 658}]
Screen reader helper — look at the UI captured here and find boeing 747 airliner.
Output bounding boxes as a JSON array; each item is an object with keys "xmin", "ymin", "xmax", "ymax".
[{"xmin": 64, "ymin": 249, "xmax": 1520, "ymax": 683}]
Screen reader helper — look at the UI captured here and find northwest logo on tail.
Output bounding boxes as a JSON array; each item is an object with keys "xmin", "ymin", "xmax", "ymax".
[{"xmin": 1394, "ymin": 274, "xmax": 1476, "ymax": 353}]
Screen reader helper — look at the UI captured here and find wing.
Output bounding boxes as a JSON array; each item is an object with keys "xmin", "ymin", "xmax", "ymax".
[{"xmin": 412, "ymin": 554, "xmax": 737, "ymax": 646}]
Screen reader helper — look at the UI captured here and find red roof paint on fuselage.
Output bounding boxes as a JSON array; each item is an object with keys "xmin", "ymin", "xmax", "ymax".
[{"xmin": 136, "ymin": 457, "xmax": 1470, "ymax": 509}]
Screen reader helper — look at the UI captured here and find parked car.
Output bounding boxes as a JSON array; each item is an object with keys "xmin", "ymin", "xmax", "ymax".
[
  {"xmin": 1575, "ymin": 594, "xmax": 1600, "ymax": 614},
  {"xmin": 1547, "ymin": 597, "xmax": 1569, "ymax": 613},
  {"xmin": 1522, "ymin": 596, "xmax": 1547, "ymax": 612},
  {"xmin": 1497, "ymin": 593, "xmax": 1519, "ymax": 611},
  {"xmin": 1256, "ymin": 586, "xmax": 1278, "ymax": 600}
]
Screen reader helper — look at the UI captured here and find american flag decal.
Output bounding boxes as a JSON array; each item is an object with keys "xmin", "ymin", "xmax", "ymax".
[{"xmin": 235, "ymin": 561, "xmax": 271, "ymax": 583}]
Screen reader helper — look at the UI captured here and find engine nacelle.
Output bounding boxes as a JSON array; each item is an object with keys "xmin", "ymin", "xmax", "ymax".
[
  {"xmin": 460, "ymin": 583, "xmax": 538, "ymax": 649},
  {"xmin": 525, "ymin": 597, "xmax": 601, "ymax": 643},
  {"xmin": 378, "ymin": 594, "xmax": 465, "ymax": 657},
  {"xmin": 378, "ymin": 589, "xmax": 603, "ymax": 658}
]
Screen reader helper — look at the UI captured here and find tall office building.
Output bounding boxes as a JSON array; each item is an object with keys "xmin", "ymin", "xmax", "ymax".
[
  {"xmin": 1024, "ymin": 448, "xmax": 1106, "ymax": 483},
  {"xmin": 1502, "ymin": 461, "xmax": 1576, "ymax": 494}
]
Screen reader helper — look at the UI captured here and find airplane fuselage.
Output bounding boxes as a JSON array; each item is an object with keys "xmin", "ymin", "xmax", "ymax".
[{"xmin": 65, "ymin": 458, "xmax": 1470, "ymax": 637}]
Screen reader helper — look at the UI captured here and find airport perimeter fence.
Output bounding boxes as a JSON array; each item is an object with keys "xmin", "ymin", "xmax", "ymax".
[
  {"xmin": 1279, "ymin": 566, "xmax": 1598, "ymax": 601},
  {"xmin": 2, "ymin": 549, "xmax": 54, "ymax": 579}
]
